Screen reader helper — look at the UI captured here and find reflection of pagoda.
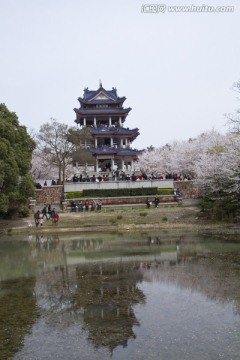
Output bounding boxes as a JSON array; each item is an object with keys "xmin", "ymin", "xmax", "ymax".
[
  {"xmin": 74, "ymin": 83, "xmax": 142, "ymax": 172},
  {"xmin": 74, "ymin": 262, "xmax": 145, "ymax": 354}
]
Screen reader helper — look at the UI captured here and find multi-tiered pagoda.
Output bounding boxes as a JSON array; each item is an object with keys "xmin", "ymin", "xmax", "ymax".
[{"xmin": 74, "ymin": 83, "xmax": 141, "ymax": 173}]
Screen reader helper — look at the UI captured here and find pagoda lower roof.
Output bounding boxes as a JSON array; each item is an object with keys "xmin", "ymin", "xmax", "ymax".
[
  {"xmin": 74, "ymin": 107, "xmax": 131, "ymax": 117},
  {"xmin": 89, "ymin": 146, "xmax": 142, "ymax": 156},
  {"xmin": 91, "ymin": 126, "xmax": 139, "ymax": 138}
]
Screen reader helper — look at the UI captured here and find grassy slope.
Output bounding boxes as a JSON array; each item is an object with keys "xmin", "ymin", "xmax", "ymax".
[{"xmin": 4, "ymin": 204, "xmax": 227, "ymax": 236}]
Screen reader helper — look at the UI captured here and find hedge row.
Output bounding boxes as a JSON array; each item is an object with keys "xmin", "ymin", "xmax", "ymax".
[
  {"xmin": 66, "ymin": 187, "xmax": 173, "ymax": 199},
  {"xmin": 83, "ymin": 188, "xmax": 159, "ymax": 197},
  {"xmin": 66, "ymin": 192, "xmax": 83, "ymax": 199},
  {"xmin": 157, "ymin": 188, "xmax": 174, "ymax": 195}
]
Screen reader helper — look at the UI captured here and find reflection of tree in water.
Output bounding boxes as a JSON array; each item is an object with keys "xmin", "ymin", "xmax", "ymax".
[
  {"xmin": 73, "ymin": 262, "xmax": 145, "ymax": 354},
  {"xmin": 0, "ymin": 278, "xmax": 39, "ymax": 359},
  {"xmin": 33, "ymin": 234, "xmax": 64, "ymax": 267},
  {"xmin": 0, "ymin": 241, "xmax": 39, "ymax": 359},
  {"xmin": 31, "ymin": 233, "xmax": 240, "ymax": 351},
  {"xmin": 142, "ymin": 248, "xmax": 240, "ymax": 315},
  {"xmin": 186, "ymin": 253, "xmax": 240, "ymax": 314}
]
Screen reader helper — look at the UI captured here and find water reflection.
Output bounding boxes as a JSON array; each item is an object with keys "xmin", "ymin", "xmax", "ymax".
[
  {"xmin": 0, "ymin": 242, "xmax": 39, "ymax": 359},
  {"xmin": 74, "ymin": 262, "xmax": 145, "ymax": 353},
  {"xmin": 0, "ymin": 232, "xmax": 240, "ymax": 359}
]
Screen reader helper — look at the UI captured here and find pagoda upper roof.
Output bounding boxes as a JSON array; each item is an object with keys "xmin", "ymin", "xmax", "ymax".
[
  {"xmin": 78, "ymin": 85, "xmax": 126, "ymax": 105},
  {"xmin": 91, "ymin": 126, "xmax": 139, "ymax": 139},
  {"xmin": 89, "ymin": 146, "xmax": 142, "ymax": 156}
]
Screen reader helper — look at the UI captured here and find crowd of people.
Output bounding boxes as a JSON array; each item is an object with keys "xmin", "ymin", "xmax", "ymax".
[
  {"xmin": 70, "ymin": 199, "xmax": 102, "ymax": 212},
  {"xmin": 69, "ymin": 172, "xmax": 192, "ymax": 183},
  {"xmin": 33, "ymin": 204, "xmax": 59, "ymax": 227},
  {"xmin": 34, "ymin": 172, "xmax": 192, "ymax": 188},
  {"xmin": 35, "ymin": 179, "xmax": 58, "ymax": 189}
]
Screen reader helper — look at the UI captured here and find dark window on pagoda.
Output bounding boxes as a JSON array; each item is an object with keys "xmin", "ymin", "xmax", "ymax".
[
  {"xmin": 104, "ymin": 138, "xmax": 110, "ymax": 146},
  {"xmin": 96, "ymin": 104, "xmax": 108, "ymax": 108}
]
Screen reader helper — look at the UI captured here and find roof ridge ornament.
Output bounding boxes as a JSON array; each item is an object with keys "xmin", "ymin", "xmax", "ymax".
[{"xmin": 99, "ymin": 79, "xmax": 102, "ymax": 88}]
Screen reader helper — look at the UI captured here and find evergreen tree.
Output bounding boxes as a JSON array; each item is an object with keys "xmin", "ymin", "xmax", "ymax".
[{"xmin": 0, "ymin": 104, "xmax": 35, "ymax": 216}]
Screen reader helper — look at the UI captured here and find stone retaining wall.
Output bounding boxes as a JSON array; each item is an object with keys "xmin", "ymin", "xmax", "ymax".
[
  {"xmin": 33, "ymin": 181, "xmax": 200, "ymax": 206},
  {"xmin": 34, "ymin": 185, "xmax": 64, "ymax": 206},
  {"xmin": 173, "ymin": 181, "xmax": 201, "ymax": 199}
]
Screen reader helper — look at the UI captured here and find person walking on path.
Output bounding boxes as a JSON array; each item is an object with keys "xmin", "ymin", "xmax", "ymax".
[
  {"xmin": 34, "ymin": 210, "xmax": 40, "ymax": 227},
  {"xmin": 52, "ymin": 212, "xmax": 59, "ymax": 225}
]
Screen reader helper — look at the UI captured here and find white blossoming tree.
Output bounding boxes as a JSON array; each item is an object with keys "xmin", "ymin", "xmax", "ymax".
[{"xmin": 138, "ymin": 129, "xmax": 240, "ymax": 220}]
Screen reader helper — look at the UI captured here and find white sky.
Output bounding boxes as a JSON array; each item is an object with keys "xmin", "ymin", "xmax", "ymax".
[{"xmin": 1, "ymin": 0, "xmax": 240, "ymax": 149}]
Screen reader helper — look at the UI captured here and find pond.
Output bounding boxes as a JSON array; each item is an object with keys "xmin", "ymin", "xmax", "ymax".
[{"xmin": 0, "ymin": 231, "xmax": 240, "ymax": 360}]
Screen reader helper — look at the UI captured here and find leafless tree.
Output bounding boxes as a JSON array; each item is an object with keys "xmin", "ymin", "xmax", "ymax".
[{"xmin": 36, "ymin": 118, "xmax": 77, "ymax": 183}]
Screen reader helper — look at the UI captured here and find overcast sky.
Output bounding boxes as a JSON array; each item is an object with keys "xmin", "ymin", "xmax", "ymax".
[{"xmin": 1, "ymin": 0, "xmax": 240, "ymax": 149}]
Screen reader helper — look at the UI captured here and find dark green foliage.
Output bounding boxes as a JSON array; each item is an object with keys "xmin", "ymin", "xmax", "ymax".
[
  {"xmin": 157, "ymin": 188, "xmax": 174, "ymax": 195},
  {"xmin": 0, "ymin": 104, "xmax": 36, "ymax": 216},
  {"xmin": 66, "ymin": 187, "xmax": 172, "ymax": 200},
  {"xmin": 82, "ymin": 187, "xmax": 158, "ymax": 198},
  {"xmin": 0, "ymin": 192, "xmax": 9, "ymax": 214},
  {"xmin": 18, "ymin": 207, "xmax": 30, "ymax": 218},
  {"xmin": 66, "ymin": 191, "xmax": 83, "ymax": 199}
]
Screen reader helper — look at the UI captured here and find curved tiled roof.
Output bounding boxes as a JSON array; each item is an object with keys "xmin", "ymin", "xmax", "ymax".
[
  {"xmin": 89, "ymin": 146, "xmax": 143, "ymax": 156},
  {"xmin": 91, "ymin": 126, "xmax": 139, "ymax": 137},
  {"xmin": 83, "ymin": 86, "xmax": 118, "ymax": 101},
  {"xmin": 77, "ymin": 86, "xmax": 126, "ymax": 105},
  {"xmin": 74, "ymin": 107, "xmax": 131, "ymax": 116},
  {"xmin": 79, "ymin": 97, "xmax": 126, "ymax": 105}
]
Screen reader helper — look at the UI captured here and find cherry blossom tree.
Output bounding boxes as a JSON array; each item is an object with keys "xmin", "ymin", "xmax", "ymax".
[
  {"xmin": 225, "ymin": 80, "xmax": 240, "ymax": 133},
  {"xmin": 31, "ymin": 150, "xmax": 59, "ymax": 182},
  {"xmin": 194, "ymin": 133, "xmax": 240, "ymax": 219},
  {"xmin": 138, "ymin": 129, "xmax": 240, "ymax": 219},
  {"xmin": 138, "ymin": 130, "xmax": 226, "ymax": 179}
]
